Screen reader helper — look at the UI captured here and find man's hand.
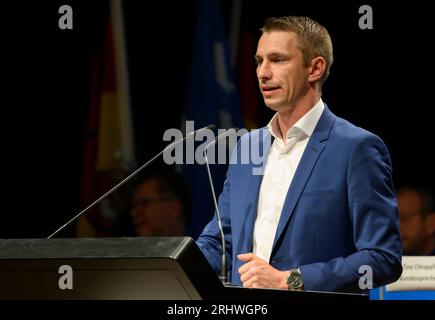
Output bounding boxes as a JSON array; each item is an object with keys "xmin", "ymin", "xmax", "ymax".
[{"xmin": 237, "ymin": 253, "xmax": 289, "ymax": 289}]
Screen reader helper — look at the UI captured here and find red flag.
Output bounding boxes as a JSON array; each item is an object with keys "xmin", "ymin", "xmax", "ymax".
[{"xmin": 78, "ymin": 1, "xmax": 135, "ymax": 237}]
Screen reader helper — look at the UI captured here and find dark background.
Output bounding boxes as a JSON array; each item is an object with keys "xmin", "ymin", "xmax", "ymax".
[{"xmin": 1, "ymin": 0, "xmax": 434, "ymax": 238}]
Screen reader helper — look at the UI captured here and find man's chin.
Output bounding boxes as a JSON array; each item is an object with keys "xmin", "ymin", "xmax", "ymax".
[
  {"xmin": 264, "ymin": 100, "xmax": 280, "ymax": 111},
  {"xmin": 265, "ymin": 102, "xmax": 291, "ymax": 114}
]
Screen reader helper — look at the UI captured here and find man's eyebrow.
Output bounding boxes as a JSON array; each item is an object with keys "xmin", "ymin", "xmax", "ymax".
[
  {"xmin": 255, "ymin": 52, "xmax": 289, "ymax": 60},
  {"xmin": 268, "ymin": 52, "xmax": 289, "ymax": 58}
]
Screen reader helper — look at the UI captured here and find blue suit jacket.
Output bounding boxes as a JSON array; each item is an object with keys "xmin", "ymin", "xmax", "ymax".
[{"xmin": 197, "ymin": 106, "xmax": 402, "ymax": 292}]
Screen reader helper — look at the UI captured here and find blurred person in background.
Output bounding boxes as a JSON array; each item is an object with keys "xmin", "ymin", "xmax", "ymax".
[
  {"xmin": 397, "ymin": 186, "xmax": 435, "ymax": 255},
  {"xmin": 127, "ymin": 169, "xmax": 192, "ymax": 237}
]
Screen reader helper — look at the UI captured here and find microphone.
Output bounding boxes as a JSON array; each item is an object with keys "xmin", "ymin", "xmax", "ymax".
[
  {"xmin": 47, "ymin": 124, "xmax": 216, "ymax": 239},
  {"xmin": 203, "ymin": 128, "xmax": 239, "ymax": 284}
]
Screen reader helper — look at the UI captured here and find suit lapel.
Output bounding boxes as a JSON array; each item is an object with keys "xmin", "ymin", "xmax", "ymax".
[{"xmin": 271, "ymin": 106, "xmax": 336, "ymax": 253}]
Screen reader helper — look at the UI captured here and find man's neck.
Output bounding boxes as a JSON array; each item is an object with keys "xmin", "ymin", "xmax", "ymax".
[{"xmin": 277, "ymin": 92, "xmax": 320, "ymax": 141}]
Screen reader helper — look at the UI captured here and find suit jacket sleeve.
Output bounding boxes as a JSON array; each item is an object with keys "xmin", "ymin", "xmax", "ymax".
[{"xmin": 299, "ymin": 134, "xmax": 402, "ymax": 292}]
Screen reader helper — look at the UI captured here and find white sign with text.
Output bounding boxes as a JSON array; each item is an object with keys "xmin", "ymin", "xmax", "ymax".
[{"xmin": 386, "ymin": 256, "xmax": 435, "ymax": 291}]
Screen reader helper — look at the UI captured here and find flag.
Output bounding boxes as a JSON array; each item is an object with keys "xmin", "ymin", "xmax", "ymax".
[
  {"xmin": 77, "ymin": 0, "xmax": 135, "ymax": 237},
  {"xmin": 183, "ymin": 0, "xmax": 243, "ymax": 238}
]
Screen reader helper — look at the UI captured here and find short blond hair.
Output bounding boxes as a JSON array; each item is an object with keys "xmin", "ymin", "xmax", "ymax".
[{"xmin": 261, "ymin": 16, "xmax": 333, "ymax": 86}]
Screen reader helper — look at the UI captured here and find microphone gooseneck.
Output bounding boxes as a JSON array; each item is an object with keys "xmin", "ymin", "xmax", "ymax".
[{"xmin": 47, "ymin": 124, "xmax": 216, "ymax": 239}]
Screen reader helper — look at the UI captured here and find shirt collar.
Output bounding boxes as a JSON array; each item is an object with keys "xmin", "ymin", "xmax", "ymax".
[{"xmin": 267, "ymin": 98, "xmax": 325, "ymax": 142}]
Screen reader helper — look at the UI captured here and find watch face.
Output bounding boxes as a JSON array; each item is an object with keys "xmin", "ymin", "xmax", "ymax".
[{"xmin": 287, "ymin": 272, "xmax": 303, "ymax": 290}]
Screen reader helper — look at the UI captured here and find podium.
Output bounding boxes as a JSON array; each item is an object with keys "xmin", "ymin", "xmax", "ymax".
[{"xmin": 0, "ymin": 237, "xmax": 367, "ymax": 300}]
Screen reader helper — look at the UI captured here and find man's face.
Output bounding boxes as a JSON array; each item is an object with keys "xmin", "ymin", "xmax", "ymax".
[
  {"xmin": 255, "ymin": 31, "xmax": 311, "ymax": 113},
  {"xmin": 398, "ymin": 191, "xmax": 428, "ymax": 255},
  {"xmin": 130, "ymin": 179, "xmax": 174, "ymax": 236}
]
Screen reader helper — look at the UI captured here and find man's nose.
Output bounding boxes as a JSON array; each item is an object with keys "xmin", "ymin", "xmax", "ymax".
[{"xmin": 257, "ymin": 61, "xmax": 272, "ymax": 81}]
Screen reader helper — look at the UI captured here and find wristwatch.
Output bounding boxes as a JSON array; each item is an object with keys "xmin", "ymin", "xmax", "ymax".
[{"xmin": 286, "ymin": 268, "xmax": 304, "ymax": 291}]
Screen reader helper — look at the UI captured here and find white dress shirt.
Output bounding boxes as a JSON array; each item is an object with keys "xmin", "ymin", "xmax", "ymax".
[{"xmin": 253, "ymin": 99, "xmax": 325, "ymax": 262}]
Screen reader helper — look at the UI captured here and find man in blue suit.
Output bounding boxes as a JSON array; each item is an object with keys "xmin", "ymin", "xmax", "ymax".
[{"xmin": 197, "ymin": 16, "xmax": 402, "ymax": 292}]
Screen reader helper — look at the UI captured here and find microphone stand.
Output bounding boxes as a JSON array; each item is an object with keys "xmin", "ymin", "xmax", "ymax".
[{"xmin": 203, "ymin": 128, "xmax": 238, "ymax": 285}]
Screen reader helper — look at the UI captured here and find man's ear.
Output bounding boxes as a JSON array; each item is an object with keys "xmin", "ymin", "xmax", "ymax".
[{"xmin": 307, "ymin": 56, "xmax": 326, "ymax": 83}]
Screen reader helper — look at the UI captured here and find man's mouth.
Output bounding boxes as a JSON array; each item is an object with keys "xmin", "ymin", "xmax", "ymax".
[{"xmin": 261, "ymin": 86, "xmax": 280, "ymax": 95}]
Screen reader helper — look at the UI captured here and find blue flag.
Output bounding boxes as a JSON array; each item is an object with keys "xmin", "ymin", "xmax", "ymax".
[{"xmin": 184, "ymin": 0, "xmax": 243, "ymax": 238}]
